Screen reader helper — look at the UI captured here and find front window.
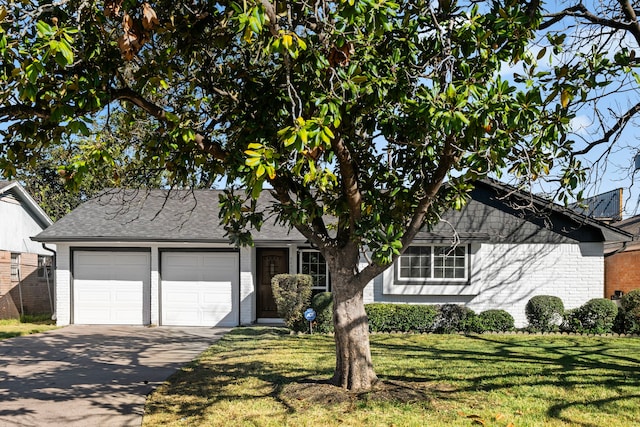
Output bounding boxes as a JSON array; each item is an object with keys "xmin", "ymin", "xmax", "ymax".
[
  {"xmin": 398, "ymin": 245, "xmax": 468, "ymax": 282},
  {"xmin": 299, "ymin": 250, "xmax": 329, "ymax": 291}
]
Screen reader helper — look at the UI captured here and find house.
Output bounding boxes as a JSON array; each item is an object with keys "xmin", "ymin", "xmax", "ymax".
[
  {"xmin": 0, "ymin": 181, "xmax": 55, "ymax": 318},
  {"xmin": 604, "ymin": 215, "xmax": 640, "ymax": 299},
  {"xmin": 33, "ymin": 180, "xmax": 631, "ymax": 328}
]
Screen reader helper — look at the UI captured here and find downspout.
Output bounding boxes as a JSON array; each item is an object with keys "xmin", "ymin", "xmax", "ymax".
[{"xmin": 41, "ymin": 243, "xmax": 57, "ymax": 320}]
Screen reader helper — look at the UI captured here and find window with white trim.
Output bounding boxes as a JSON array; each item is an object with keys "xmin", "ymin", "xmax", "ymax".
[
  {"xmin": 299, "ymin": 250, "xmax": 329, "ymax": 291},
  {"xmin": 10, "ymin": 253, "xmax": 20, "ymax": 281},
  {"xmin": 397, "ymin": 245, "xmax": 468, "ymax": 281}
]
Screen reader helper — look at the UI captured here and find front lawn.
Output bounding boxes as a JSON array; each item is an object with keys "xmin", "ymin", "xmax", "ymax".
[
  {"xmin": 0, "ymin": 315, "xmax": 57, "ymax": 340},
  {"xmin": 144, "ymin": 327, "xmax": 640, "ymax": 426}
]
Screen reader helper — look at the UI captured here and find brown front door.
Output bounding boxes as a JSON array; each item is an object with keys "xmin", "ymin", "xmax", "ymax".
[{"xmin": 256, "ymin": 248, "xmax": 289, "ymax": 318}]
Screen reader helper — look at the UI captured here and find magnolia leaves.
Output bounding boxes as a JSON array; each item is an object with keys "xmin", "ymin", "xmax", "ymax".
[{"xmin": 105, "ymin": 0, "xmax": 159, "ymax": 61}]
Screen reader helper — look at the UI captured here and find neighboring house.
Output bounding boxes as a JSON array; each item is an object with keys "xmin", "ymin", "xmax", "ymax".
[
  {"xmin": 33, "ymin": 180, "xmax": 630, "ymax": 328},
  {"xmin": 0, "ymin": 181, "xmax": 55, "ymax": 318},
  {"xmin": 605, "ymin": 215, "xmax": 640, "ymax": 299}
]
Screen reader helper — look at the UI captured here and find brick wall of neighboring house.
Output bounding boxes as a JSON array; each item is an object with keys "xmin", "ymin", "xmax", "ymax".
[
  {"xmin": 605, "ymin": 249, "xmax": 640, "ymax": 299},
  {"xmin": 0, "ymin": 250, "xmax": 53, "ymax": 319}
]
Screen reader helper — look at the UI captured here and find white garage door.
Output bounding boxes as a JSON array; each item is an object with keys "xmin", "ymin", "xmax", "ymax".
[
  {"xmin": 73, "ymin": 251, "xmax": 150, "ymax": 325},
  {"xmin": 161, "ymin": 251, "xmax": 239, "ymax": 327}
]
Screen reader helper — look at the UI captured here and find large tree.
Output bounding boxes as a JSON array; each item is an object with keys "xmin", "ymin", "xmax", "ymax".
[{"xmin": 1, "ymin": 0, "xmax": 584, "ymax": 390}]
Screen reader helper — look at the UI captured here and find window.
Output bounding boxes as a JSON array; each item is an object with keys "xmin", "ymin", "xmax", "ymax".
[
  {"xmin": 398, "ymin": 245, "xmax": 467, "ymax": 282},
  {"xmin": 299, "ymin": 250, "xmax": 329, "ymax": 291},
  {"xmin": 10, "ymin": 253, "xmax": 20, "ymax": 281},
  {"xmin": 38, "ymin": 255, "xmax": 52, "ymax": 279}
]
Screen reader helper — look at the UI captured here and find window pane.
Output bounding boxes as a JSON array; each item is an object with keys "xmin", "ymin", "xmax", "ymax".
[
  {"xmin": 300, "ymin": 251, "xmax": 328, "ymax": 290},
  {"xmin": 400, "ymin": 245, "xmax": 466, "ymax": 282},
  {"xmin": 399, "ymin": 247, "xmax": 431, "ymax": 279}
]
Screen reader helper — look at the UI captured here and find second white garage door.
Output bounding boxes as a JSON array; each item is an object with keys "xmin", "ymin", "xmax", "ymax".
[{"xmin": 161, "ymin": 251, "xmax": 239, "ymax": 327}]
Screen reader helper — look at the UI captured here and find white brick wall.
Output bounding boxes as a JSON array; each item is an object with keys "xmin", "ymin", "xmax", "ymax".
[
  {"xmin": 239, "ymin": 246, "xmax": 255, "ymax": 325},
  {"xmin": 469, "ymin": 242, "xmax": 603, "ymax": 327},
  {"xmin": 149, "ymin": 245, "xmax": 159, "ymax": 325},
  {"xmin": 54, "ymin": 244, "xmax": 71, "ymax": 326}
]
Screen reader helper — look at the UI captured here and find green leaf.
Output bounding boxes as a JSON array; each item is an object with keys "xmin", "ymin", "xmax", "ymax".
[
  {"xmin": 245, "ymin": 156, "xmax": 261, "ymax": 167},
  {"xmin": 57, "ymin": 38, "xmax": 74, "ymax": 65},
  {"xmin": 36, "ymin": 21, "xmax": 54, "ymax": 37}
]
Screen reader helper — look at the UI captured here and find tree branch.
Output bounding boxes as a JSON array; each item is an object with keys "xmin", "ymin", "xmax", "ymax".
[
  {"xmin": 259, "ymin": 0, "xmax": 279, "ymax": 37},
  {"xmin": 111, "ymin": 87, "xmax": 228, "ymax": 161},
  {"xmin": 540, "ymin": 3, "xmax": 638, "ymax": 35},
  {"xmin": 0, "ymin": 104, "xmax": 50, "ymax": 121},
  {"xmin": 573, "ymin": 101, "xmax": 640, "ymax": 155},
  {"xmin": 331, "ymin": 135, "xmax": 362, "ymax": 238}
]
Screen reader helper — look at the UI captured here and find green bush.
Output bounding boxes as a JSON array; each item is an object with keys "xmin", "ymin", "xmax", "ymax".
[
  {"xmin": 620, "ymin": 289, "xmax": 640, "ymax": 333},
  {"xmin": 572, "ymin": 298, "xmax": 618, "ymax": 334},
  {"xmin": 478, "ymin": 309, "xmax": 514, "ymax": 332},
  {"xmin": 365, "ymin": 304, "xmax": 437, "ymax": 333},
  {"xmin": 525, "ymin": 295, "xmax": 564, "ymax": 332},
  {"xmin": 311, "ymin": 292, "xmax": 333, "ymax": 333},
  {"xmin": 561, "ymin": 308, "xmax": 581, "ymax": 333},
  {"xmin": 271, "ymin": 274, "xmax": 313, "ymax": 332},
  {"xmin": 433, "ymin": 304, "xmax": 477, "ymax": 334},
  {"xmin": 365, "ymin": 304, "xmax": 396, "ymax": 332}
]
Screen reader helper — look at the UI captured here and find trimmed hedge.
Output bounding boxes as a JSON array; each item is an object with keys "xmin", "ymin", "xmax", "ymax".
[
  {"xmin": 525, "ymin": 295, "xmax": 564, "ymax": 332},
  {"xmin": 271, "ymin": 274, "xmax": 313, "ymax": 332},
  {"xmin": 478, "ymin": 309, "xmax": 515, "ymax": 332},
  {"xmin": 580, "ymin": 298, "xmax": 617, "ymax": 334},
  {"xmin": 311, "ymin": 292, "xmax": 334, "ymax": 333},
  {"xmin": 433, "ymin": 304, "xmax": 477, "ymax": 334},
  {"xmin": 366, "ymin": 303, "xmax": 437, "ymax": 333}
]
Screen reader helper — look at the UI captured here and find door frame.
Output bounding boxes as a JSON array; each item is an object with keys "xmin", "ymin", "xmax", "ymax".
[{"xmin": 256, "ymin": 247, "xmax": 289, "ymax": 319}]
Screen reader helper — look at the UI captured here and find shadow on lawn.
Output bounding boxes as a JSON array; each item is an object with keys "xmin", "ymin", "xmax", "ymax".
[
  {"xmin": 375, "ymin": 333, "xmax": 640, "ymax": 426},
  {"xmin": 146, "ymin": 328, "xmax": 640, "ymax": 426}
]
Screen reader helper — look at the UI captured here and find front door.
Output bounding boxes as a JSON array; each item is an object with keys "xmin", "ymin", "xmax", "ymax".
[{"xmin": 256, "ymin": 248, "xmax": 289, "ymax": 318}]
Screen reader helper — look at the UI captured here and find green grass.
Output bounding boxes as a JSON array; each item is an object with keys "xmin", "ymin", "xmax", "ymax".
[
  {"xmin": 0, "ymin": 314, "xmax": 57, "ymax": 340},
  {"xmin": 143, "ymin": 327, "xmax": 640, "ymax": 426}
]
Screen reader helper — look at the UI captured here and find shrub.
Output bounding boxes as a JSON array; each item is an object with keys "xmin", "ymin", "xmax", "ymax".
[
  {"xmin": 365, "ymin": 304, "xmax": 396, "ymax": 332},
  {"xmin": 433, "ymin": 304, "xmax": 477, "ymax": 334},
  {"xmin": 365, "ymin": 304, "xmax": 437, "ymax": 333},
  {"xmin": 525, "ymin": 295, "xmax": 564, "ymax": 332},
  {"xmin": 561, "ymin": 308, "xmax": 581, "ymax": 333},
  {"xmin": 311, "ymin": 292, "xmax": 334, "ymax": 333},
  {"xmin": 574, "ymin": 298, "xmax": 618, "ymax": 334},
  {"xmin": 620, "ymin": 289, "xmax": 640, "ymax": 333},
  {"xmin": 398, "ymin": 305, "xmax": 438, "ymax": 332},
  {"xmin": 271, "ymin": 274, "xmax": 313, "ymax": 332},
  {"xmin": 478, "ymin": 309, "xmax": 514, "ymax": 332}
]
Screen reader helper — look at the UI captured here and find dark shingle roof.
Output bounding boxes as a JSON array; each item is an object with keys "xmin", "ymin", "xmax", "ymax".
[
  {"xmin": 417, "ymin": 179, "xmax": 632, "ymax": 244},
  {"xmin": 34, "ymin": 180, "xmax": 631, "ymax": 244},
  {"xmin": 34, "ymin": 188, "xmax": 305, "ymax": 243}
]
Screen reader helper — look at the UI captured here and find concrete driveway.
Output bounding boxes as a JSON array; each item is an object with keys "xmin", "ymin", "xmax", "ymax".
[{"xmin": 0, "ymin": 325, "xmax": 228, "ymax": 427}]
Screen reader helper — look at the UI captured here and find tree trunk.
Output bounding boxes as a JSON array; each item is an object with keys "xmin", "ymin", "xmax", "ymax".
[{"xmin": 330, "ymin": 273, "xmax": 378, "ymax": 391}]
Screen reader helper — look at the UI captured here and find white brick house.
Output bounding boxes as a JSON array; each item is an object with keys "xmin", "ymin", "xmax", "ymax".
[{"xmin": 34, "ymin": 180, "xmax": 630, "ymax": 328}]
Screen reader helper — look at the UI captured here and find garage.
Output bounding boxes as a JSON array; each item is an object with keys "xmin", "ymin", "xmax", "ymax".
[
  {"xmin": 73, "ymin": 250, "xmax": 150, "ymax": 325},
  {"xmin": 160, "ymin": 251, "xmax": 239, "ymax": 327}
]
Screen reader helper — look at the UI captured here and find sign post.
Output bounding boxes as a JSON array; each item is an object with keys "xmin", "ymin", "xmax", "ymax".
[{"xmin": 304, "ymin": 308, "xmax": 317, "ymax": 334}]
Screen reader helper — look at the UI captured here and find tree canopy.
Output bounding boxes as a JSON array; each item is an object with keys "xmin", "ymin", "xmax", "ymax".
[{"xmin": 0, "ymin": 0, "xmax": 605, "ymax": 390}]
